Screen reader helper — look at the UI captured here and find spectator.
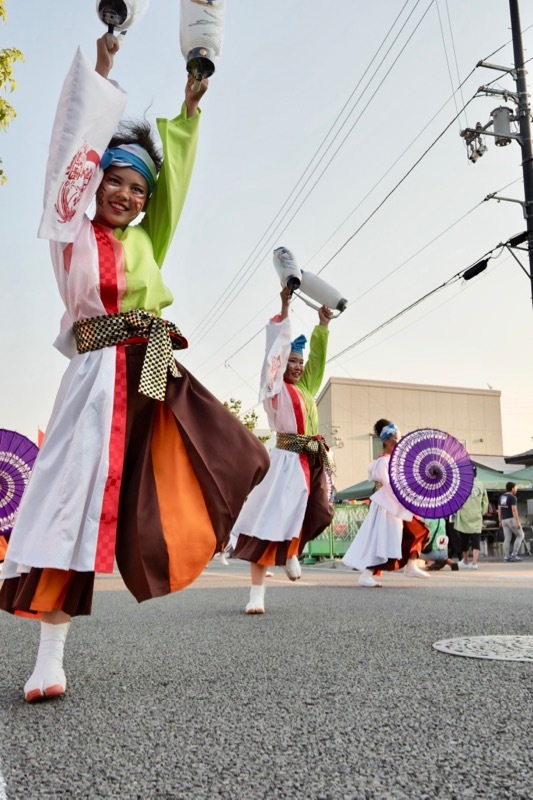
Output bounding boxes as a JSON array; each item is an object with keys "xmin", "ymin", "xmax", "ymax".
[
  {"xmin": 498, "ymin": 482, "xmax": 525, "ymax": 563},
  {"xmin": 454, "ymin": 466, "xmax": 488, "ymax": 570},
  {"xmin": 420, "ymin": 518, "xmax": 459, "ymax": 571}
]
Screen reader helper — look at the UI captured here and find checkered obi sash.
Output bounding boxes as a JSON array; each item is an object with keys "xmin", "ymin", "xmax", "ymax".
[
  {"xmin": 276, "ymin": 433, "xmax": 334, "ymax": 472},
  {"xmin": 72, "ymin": 309, "xmax": 186, "ymax": 402}
]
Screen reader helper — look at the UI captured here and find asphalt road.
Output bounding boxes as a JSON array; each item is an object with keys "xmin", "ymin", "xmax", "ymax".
[{"xmin": 2, "ymin": 560, "xmax": 533, "ymax": 800}]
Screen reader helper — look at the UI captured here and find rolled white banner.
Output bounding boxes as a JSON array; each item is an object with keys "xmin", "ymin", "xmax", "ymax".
[{"xmin": 180, "ymin": 0, "xmax": 226, "ymax": 82}]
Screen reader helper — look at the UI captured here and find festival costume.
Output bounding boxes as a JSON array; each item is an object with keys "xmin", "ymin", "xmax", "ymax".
[
  {"xmin": 420, "ymin": 518, "xmax": 449, "ymax": 563},
  {"xmin": 0, "ymin": 48, "xmax": 269, "ymax": 618},
  {"xmin": 342, "ymin": 453, "xmax": 428, "ymax": 572},
  {"xmin": 231, "ymin": 316, "xmax": 333, "ymax": 567}
]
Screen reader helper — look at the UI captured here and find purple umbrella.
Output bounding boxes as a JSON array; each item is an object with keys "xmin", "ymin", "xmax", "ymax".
[
  {"xmin": 0, "ymin": 428, "xmax": 39, "ymax": 538},
  {"xmin": 388, "ymin": 428, "xmax": 474, "ymax": 519}
]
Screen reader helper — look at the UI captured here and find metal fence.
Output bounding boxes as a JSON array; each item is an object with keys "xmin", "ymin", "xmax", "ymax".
[{"xmin": 303, "ymin": 503, "xmax": 369, "ymax": 561}]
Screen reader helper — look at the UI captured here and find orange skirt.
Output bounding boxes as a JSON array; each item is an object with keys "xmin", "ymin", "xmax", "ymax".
[
  {"xmin": 0, "ymin": 345, "xmax": 269, "ymax": 617},
  {"xmin": 368, "ymin": 516, "xmax": 430, "ymax": 572},
  {"xmin": 232, "ymin": 457, "xmax": 333, "ymax": 566}
]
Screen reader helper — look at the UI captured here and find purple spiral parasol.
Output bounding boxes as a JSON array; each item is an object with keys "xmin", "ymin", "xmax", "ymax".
[
  {"xmin": 388, "ymin": 428, "xmax": 474, "ymax": 518},
  {"xmin": 0, "ymin": 428, "xmax": 39, "ymax": 538}
]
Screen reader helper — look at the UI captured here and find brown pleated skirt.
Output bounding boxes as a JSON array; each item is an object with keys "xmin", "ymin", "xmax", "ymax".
[
  {"xmin": 0, "ymin": 345, "xmax": 269, "ymax": 617},
  {"xmin": 232, "ymin": 456, "xmax": 334, "ymax": 566}
]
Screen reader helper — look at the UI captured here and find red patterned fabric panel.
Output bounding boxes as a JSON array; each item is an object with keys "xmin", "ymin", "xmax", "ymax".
[
  {"xmin": 286, "ymin": 383, "xmax": 310, "ymax": 491},
  {"xmin": 93, "ymin": 223, "xmax": 127, "ymax": 571},
  {"xmin": 93, "ymin": 223, "xmax": 119, "ymax": 313}
]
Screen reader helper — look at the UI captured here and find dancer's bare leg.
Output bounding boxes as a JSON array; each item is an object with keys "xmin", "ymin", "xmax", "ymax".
[
  {"xmin": 250, "ymin": 563, "xmax": 268, "ymax": 585},
  {"xmin": 43, "ymin": 609, "xmax": 70, "ymax": 624},
  {"xmin": 25, "ymin": 609, "xmax": 72, "ymax": 703}
]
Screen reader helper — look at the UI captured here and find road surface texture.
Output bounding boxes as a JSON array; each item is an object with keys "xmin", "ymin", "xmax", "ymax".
[{"xmin": 1, "ymin": 560, "xmax": 533, "ymax": 799}]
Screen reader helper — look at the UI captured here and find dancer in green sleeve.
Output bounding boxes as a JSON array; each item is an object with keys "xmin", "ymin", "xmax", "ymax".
[
  {"xmin": 230, "ymin": 288, "xmax": 335, "ymax": 614},
  {"xmin": 1, "ymin": 34, "xmax": 268, "ymax": 702}
]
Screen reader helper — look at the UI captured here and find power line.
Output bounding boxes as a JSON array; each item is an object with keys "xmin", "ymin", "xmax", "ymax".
[
  {"xmin": 213, "ymin": 200, "xmax": 482, "ymax": 371},
  {"xmin": 192, "ymin": 30, "xmax": 530, "ymax": 377},
  {"xmin": 314, "ymin": 55, "xmax": 528, "ymax": 280},
  {"xmin": 483, "ymin": 21, "xmax": 533, "ymax": 61},
  {"xmin": 302, "ymin": 74, "xmax": 477, "ymax": 270},
  {"xmin": 186, "ymin": 0, "xmax": 417, "ymax": 342},
  {"xmin": 188, "ymin": 0, "xmax": 436, "ymax": 349},
  {"xmin": 199, "ymin": 173, "xmax": 523, "ymax": 376},
  {"xmin": 444, "ymin": 0, "xmax": 469, "ymax": 128},
  {"xmin": 231, "ymin": 248, "xmax": 515, "ymax": 419},
  {"xmin": 436, "ymin": 0, "xmax": 464, "ymax": 131},
  {"xmin": 316, "ymin": 93, "xmax": 476, "ymax": 277},
  {"xmin": 326, "ymin": 246, "xmax": 503, "ymax": 365}
]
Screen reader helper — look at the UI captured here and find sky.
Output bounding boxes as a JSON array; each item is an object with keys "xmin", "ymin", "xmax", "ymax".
[{"xmin": 1, "ymin": 0, "xmax": 533, "ymax": 458}]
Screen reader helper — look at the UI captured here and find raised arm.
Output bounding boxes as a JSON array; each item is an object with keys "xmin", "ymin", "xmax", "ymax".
[
  {"xmin": 140, "ymin": 75, "xmax": 207, "ymax": 266},
  {"xmin": 184, "ymin": 73, "xmax": 209, "ymax": 118},
  {"xmin": 297, "ymin": 305, "xmax": 331, "ymax": 396},
  {"xmin": 38, "ymin": 37, "xmax": 127, "ymax": 242},
  {"xmin": 95, "ymin": 33, "xmax": 119, "ymax": 78},
  {"xmin": 259, "ymin": 290, "xmax": 293, "ymax": 402}
]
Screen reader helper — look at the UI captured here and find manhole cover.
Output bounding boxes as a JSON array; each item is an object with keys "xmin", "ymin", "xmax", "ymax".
[{"xmin": 433, "ymin": 635, "xmax": 533, "ymax": 662}]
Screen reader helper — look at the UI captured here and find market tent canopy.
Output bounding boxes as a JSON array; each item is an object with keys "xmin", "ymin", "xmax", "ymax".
[
  {"xmin": 337, "ymin": 464, "xmax": 533, "ymax": 501},
  {"xmin": 473, "ymin": 463, "xmax": 533, "ymax": 491},
  {"xmin": 502, "ymin": 466, "xmax": 533, "ymax": 486},
  {"xmin": 335, "ymin": 480, "xmax": 375, "ymax": 502},
  {"xmin": 505, "ymin": 449, "xmax": 533, "ymax": 466}
]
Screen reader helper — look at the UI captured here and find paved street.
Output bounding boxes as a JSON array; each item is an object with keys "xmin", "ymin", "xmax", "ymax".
[{"xmin": 2, "ymin": 560, "xmax": 533, "ymax": 799}]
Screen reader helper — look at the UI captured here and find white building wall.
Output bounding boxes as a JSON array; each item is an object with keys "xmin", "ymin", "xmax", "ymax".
[{"xmin": 317, "ymin": 377, "xmax": 503, "ymax": 491}]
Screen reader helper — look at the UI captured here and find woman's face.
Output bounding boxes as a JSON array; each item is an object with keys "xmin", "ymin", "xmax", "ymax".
[
  {"xmin": 284, "ymin": 352, "xmax": 304, "ymax": 384},
  {"xmin": 94, "ymin": 166, "xmax": 149, "ymax": 228},
  {"xmin": 383, "ymin": 430, "xmax": 401, "ymax": 452}
]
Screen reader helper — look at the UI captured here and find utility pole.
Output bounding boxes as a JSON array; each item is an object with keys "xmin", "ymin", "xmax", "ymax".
[
  {"xmin": 509, "ymin": 0, "xmax": 533, "ymax": 302},
  {"xmin": 459, "ymin": 0, "xmax": 533, "ymax": 305}
]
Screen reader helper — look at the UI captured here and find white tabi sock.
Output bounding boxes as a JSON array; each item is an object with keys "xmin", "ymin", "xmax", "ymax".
[
  {"xmin": 246, "ymin": 584, "xmax": 265, "ymax": 614},
  {"xmin": 24, "ymin": 621, "xmax": 71, "ymax": 702}
]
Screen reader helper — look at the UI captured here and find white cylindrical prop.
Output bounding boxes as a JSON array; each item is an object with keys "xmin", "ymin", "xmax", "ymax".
[
  {"xmin": 273, "ymin": 247, "xmax": 302, "ymax": 291},
  {"xmin": 96, "ymin": 0, "xmax": 150, "ymax": 44},
  {"xmin": 180, "ymin": 0, "xmax": 226, "ymax": 83},
  {"xmin": 299, "ymin": 270, "xmax": 348, "ymax": 313}
]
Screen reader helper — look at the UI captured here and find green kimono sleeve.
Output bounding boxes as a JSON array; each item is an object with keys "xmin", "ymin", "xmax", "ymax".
[
  {"xmin": 141, "ymin": 102, "xmax": 200, "ymax": 267},
  {"xmin": 297, "ymin": 325, "xmax": 329, "ymax": 397}
]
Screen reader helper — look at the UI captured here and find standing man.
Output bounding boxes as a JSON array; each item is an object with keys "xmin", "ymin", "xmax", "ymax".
[
  {"xmin": 454, "ymin": 466, "xmax": 488, "ymax": 570},
  {"xmin": 498, "ymin": 482, "xmax": 525, "ymax": 563}
]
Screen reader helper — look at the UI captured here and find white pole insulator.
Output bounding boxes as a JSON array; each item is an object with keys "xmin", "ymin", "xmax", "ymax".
[{"xmin": 180, "ymin": 0, "xmax": 226, "ymax": 81}]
